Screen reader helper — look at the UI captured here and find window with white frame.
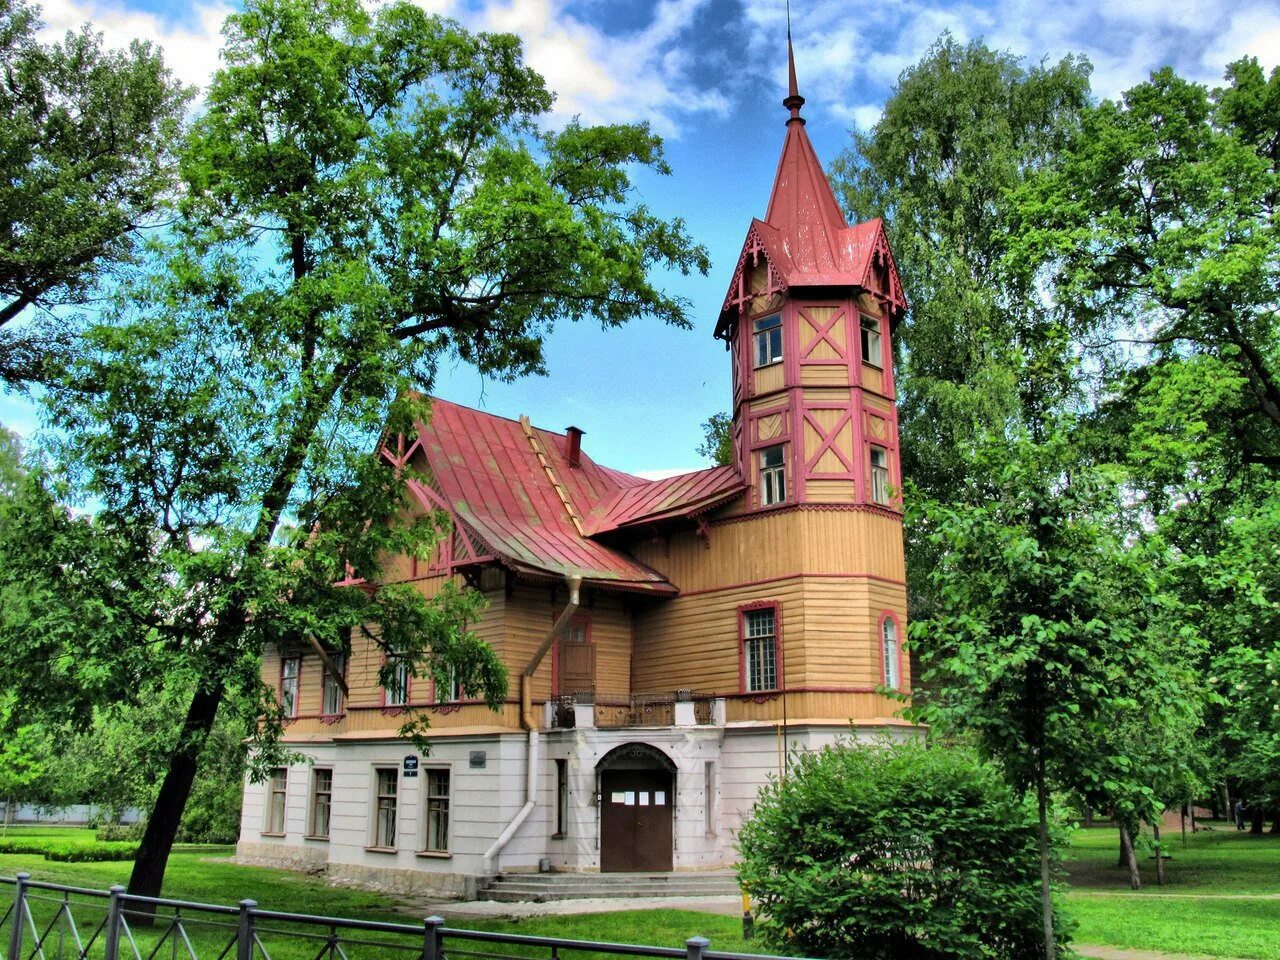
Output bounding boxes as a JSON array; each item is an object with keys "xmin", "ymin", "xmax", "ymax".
[
  {"xmin": 372, "ymin": 768, "xmax": 398, "ymax": 848},
  {"xmin": 870, "ymin": 446, "xmax": 890, "ymax": 505},
  {"xmin": 309, "ymin": 769, "xmax": 332, "ymax": 838},
  {"xmin": 265, "ymin": 768, "xmax": 287, "ymax": 834},
  {"xmin": 882, "ymin": 617, "xmax": 900, "ymax": 689},
  {"xmin": 743, "ymin": 607, "xmax": 779, "ymax": 692},
  {"xmin": 280, "ymin": 657, "xmax": 300, "ymax": 717},
  {"xmin": 860, "ymin": 315, "xmax": 883, "ymax": 367},
  {"xmin": 384, "ymin": 654, "xmax": 411, "ymax": 706},
  {"xmin": 321, "ymin": 655, "xmax": 344, "ymax": 716},
  {"xmin": 434, "ymin": 665, "xmax": 461, "ymax": 704},
  {"xmin": 759, "ymin": 445, "xmax": 786, "ymax": 506},
  {"xmin": 423, "ymin": 769, "xmax": 451, "ymax": 853},
  {"xmin": 753, "ymin": 314, "xmax": 783, "ymax": 367}
]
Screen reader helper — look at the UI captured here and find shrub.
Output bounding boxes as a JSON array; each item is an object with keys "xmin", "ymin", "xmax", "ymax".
[
  {"xmin": 737, "ymin": 738, "xmax": 1071, "ymax": 960},
  {"xmin": 43, "ymin": 841, "xmax": 138, "ymax": 862},
  {"xmin": 96, "ymin": 821, "xmax": 146, "ymax": 842}
]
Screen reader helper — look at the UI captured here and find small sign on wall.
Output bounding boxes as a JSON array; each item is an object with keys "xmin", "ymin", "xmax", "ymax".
[
  {"xmin": 469, "ymin": 750, "xmax": 487, "ymax": 768},
  {"xmin": 403, "ymin": 756, "xmax": 419, "ymax": 778}
]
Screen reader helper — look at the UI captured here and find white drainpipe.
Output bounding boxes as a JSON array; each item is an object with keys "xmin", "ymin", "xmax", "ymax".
[{"xmin": 482, "ymin": 575, "xmax": 582, "ymax": 876}]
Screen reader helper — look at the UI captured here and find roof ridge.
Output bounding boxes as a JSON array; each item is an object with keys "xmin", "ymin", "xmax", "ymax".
[{"xmin": 519, "ymin": 414, "xmax": 586, "ymax": 538}]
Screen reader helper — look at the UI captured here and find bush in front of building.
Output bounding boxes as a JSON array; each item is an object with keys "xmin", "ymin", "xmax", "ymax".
[
  {"xmin": 737, "ymin": 738, "xmax": 1070, "ymax": 960},
  {"xmin": 0, "ymin": 836, "xmax": 139, "ymax": 861}
]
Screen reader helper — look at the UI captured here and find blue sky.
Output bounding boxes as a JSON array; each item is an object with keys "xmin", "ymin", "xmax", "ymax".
[{"xmin": 6, "ymin": 0, "xmax": 1278, "ymax": 474}]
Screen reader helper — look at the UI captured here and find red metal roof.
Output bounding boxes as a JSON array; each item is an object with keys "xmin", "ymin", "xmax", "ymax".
[
  {"xmin": 714, "ymin": 48, "xmax": 905, "ymax": 338},
  {"xmin": 410, "ymin": 398, "xmax": 740, "ymax": 594}
]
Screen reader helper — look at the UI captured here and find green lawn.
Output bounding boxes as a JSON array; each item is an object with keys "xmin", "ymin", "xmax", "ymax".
[
  {"xmin": 1064, "ymin": 824, "xmax": 1280, "ymax": 959},
  {"xmin": 4, "ymin": 824, "xmax": 1280, "ymax": 959}
]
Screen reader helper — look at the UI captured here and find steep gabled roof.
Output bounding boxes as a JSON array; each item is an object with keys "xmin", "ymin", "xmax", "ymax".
[
  {"xmin": 714, "ymin": 41, "xmax": 906, "ymax": 339},
  {"xmin": 403, "ymin": 398, "xmax": 741, "ymax": 594}
]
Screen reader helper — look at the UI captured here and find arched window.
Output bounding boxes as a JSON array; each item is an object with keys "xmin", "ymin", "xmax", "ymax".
[{"xmin": 881, "ymin": 616, "xmax": 900, "ymax": 690}]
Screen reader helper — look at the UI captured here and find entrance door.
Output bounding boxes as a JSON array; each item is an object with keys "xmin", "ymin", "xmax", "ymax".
[
  {"xmin": 555, "ymin": 619, "xmax": 595, "ymax": 697},
  {"xmin": 600, "ymin": 768, "xmax": 673, "ymax": 872}
]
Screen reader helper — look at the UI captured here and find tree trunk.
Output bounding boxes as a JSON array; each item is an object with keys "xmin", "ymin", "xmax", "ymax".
[
  {"xmin": 1036, "ymin": 762, "xmax": 1056, "ymax": 960},
  {"xmin": 1250, "ymin": 808, "xmax": 1264, "ymax": 834},
  {"xmin": 1270, "ymin": 812, "xmax": 1280, "ymax": 834},
  {"xmin": 1153, "ymin": 822, "xmax": 1166, "ymax": 886},
  {"xmin": 126, "ymin": 682, "xmax": 225, "ymax": 916},
  {"xmin": 1218, "ymin": 783, "xmax": 1230, "ymax": 821},
  {"xmin": 1117, "ymin": 823, "xmax": 1127, "ymax": 868},
  {"xmin": 1119, "ymin": 822, "xmax": 1142, "ymax": 890}
]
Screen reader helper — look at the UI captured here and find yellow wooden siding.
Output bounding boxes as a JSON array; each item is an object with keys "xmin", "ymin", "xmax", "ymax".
[
  {"xmin": 756, "ymin": 413, "xmax": 784, "ymax": 441},
  {"xmin": 280, "ymin": 702, "xmax": 524, "ymax": 740},
  {"xmin": 798, "ymin": 306, "xmax": 844, "ymax": 360},
  {"xmin": 632, "ymin": 577, "xmax": 806, "ymax": 694},
  {"xmin": 801, "ymin": 365, "xmax": 849, "ymax": 386},
  {"xmin": 725, "ymin": 691, "xmax": 903, "ymax": 723},
  {"xmin": 630, "ymin": 510, "xmax": 905, "ymax": 592},
  {"xmin": 804, "ymin": 407, "xmax": 854, "ymax": 473},
  {"xmin": 753, "ymin": 362, "xmax": 785, "ymax": 395},
  {"xmin": 797, "ymin": 578, "xmax": 907, "ymax": 688},
  {"xmin": 862, "ymin": 365, "xmax": 884, "ymax": 393},
  {"xmin": 857, "ymin": 293, "xmax": 883, "ymax": 317},
  {"xmin": 804, "ymin": 479, "xmax": 858, "ymax": 502}
]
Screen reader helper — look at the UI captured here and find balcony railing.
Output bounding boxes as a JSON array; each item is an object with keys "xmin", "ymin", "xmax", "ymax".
[{"xmin": 548, "ymin": 693, "xmax": 722, "ymax": 730}]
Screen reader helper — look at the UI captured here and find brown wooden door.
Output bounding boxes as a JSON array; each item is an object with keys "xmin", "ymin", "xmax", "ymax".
[
  {"xmin": 600, "ymin": 769, "xmax": 673, "ymax": 872},
  {"xmin": 556, "ymin": 621, "xmax": 595, "ymax": 696}
]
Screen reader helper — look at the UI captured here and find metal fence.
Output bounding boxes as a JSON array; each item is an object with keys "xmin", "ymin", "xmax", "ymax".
[{"xmin": 0, "ymin": 875, "xmax": 791, "ymax": 960}]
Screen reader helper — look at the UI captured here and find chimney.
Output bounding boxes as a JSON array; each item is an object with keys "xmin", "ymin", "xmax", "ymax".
[{"xmin": 564, "ymin": 426, "xmax": 584, "ymax": 467}]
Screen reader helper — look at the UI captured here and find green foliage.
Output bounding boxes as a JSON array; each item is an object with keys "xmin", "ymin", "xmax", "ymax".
[
  {"xmin": 0, "ymin": 424, "xmax": 22, "ymax": 496},
  {"xmin": 0, "ymin": 0, "xmax": 191, "ymax": 383},
  {"xmin": 696, "ymin": 412, "xmax": 733, "ymax": 466},
  {"xmin": 737, "ymin": 738, "xmax": 1070, "ymax": 960},
  {"xmin": 830, "ymin": 36, "xmax": 1092, "ymax": 618},
  {"xmin": 0, "ymin": 836, "xmax": 139, "ymax": 861}
]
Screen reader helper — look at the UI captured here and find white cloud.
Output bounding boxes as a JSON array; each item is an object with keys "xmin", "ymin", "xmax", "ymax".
[
  {"xmin": 35, "ymin": 0, "xmax": 727, "ymax": 136},
  {"xmin": 740, "ymin": 0, "xmax": 1280, "ymax": 123},
  {"xmin": 36, "ymin": 1, "xmax": 232, "ymax": 93}
]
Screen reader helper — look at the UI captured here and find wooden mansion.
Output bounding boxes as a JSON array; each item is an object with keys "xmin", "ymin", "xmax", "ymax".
[{"xmin": 238, "ymin": 42, "xmax": 914, "ymax": 896}]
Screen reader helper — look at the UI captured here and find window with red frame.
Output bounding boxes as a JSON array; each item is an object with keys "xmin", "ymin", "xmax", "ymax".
[
  {"xmin": 742, "ymin": 607, "xmax": 779, "ymax": 692},
  {"xmin": 882, "ymin": 617, "xmax": 901, "ymax": 689}
]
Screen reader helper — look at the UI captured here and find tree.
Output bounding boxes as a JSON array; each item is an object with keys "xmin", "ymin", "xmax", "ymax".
[
  {"xmin": 831, "ymin": 37, "xmax": 1092, "ymax": 617},
  {"xmin": 0, "ymin": 0, "xmax": 190, "ymax": 384},
  {"xmin": 0, "ymin": 424, "xmax": 21, "ymax": 495},
  {"xmin": 738, "ymin": 738, "xmax": 1067, "ymax": 960},
  {"xmin": 696, "ymin": 412, "xmax": 732, "ymax": 466},
  {"xmin": 906, "ymin": 424, "xmax": 1201, "ymax": 957},
  {"xmin": 1008, "ymin": 59, "xmax": 1280, "ymax": 477},
  {"xmin": 0, "ymin": 0, "xmax": 708, "ymax": 902}
]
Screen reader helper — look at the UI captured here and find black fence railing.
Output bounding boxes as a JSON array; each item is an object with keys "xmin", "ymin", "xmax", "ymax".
[{"xmin": 0, "ymin": 875, "xmax": 795, "ymax": 960}]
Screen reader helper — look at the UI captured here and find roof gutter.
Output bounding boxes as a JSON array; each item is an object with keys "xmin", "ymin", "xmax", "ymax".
[{"xmin": 482, "ymin": 574, "xmax": 582, "ymax": 876}]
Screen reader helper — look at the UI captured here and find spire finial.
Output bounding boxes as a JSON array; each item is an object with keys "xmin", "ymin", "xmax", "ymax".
[{"xmin": 783, "ymin": 1, "xmax": 805, "ymax": 125}]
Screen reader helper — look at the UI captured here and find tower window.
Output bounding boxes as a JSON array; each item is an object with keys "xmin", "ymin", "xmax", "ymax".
[
  {"xmin": 882, "ymin": 617, "xmax": 900, "ymax": 689},
  {"xmin": 754, "ymin": 314, "xmax": 783, "ymax": 367},
  {"xmin": 870, "ymin": 446, "xmax": 890, "ymax": 505},
  {"xmin": 321, "ymin": 654, "xmax": 344, "ymax": 716},
  {"xmin": 743, "ymin": 607, "xmax": 779, "ymax": 692},
  {"xmin": 759, "ymin": 445, "xmax": 786, "ymax": 506},
  {"xmin": 860, "ymin": 315, "xmax": 883, "ymax": 368}
]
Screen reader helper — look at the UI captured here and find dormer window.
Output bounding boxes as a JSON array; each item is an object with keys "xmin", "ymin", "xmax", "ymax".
[
  {"xmin": 754, "ymin": 314, "xmax": 782, "ymax": 367},
  {"xmin": 760, "ymin": 445, "xmax": 786, "ymax": 506},
  {"xmin": 860, "ymin": 315, "xmax": 883, "ymax": 368}
]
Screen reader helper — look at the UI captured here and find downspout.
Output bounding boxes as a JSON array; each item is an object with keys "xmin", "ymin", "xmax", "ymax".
[{"xmin": 483, "ymin": 575, "xmax": 582, "ymax": 875}]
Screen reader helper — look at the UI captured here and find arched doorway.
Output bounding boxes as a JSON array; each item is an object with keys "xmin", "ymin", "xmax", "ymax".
[{"xmin": 597, "ymin": 743, "xmax": 675, "ymax": 873}]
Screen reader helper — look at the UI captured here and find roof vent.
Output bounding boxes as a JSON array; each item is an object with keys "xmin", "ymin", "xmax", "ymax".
[{"xmin": 564, "ymin": 426, "xmax": 584, "ymax": 467}]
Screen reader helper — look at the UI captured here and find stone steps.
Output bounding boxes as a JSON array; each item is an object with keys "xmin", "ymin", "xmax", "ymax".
[{"xmin": 479, "ymin": 871, "xmax": 741, "ymax": 902}]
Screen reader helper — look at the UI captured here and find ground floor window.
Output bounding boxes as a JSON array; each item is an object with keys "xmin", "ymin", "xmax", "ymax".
[
  {"xmin": 309, "ymin": 768, "xmax": 332, "ymax": 838},
  {"xmin": 372, "ymin": 768, "xmax": 398, "ymax": 848},
  {"xmin": 882, "ymin": 616, "xmax": 901, "ymax": 689},
  {"xmin": 266, "ymin": 768, "xmax": 287, "ymax": 835},
  {"xmin": 422, "ymin": 769, "xmax": 450, "ymax": 853},
  {"xmin": 554, "ymin": 759, "xmax": 568, "ymax": 838}
]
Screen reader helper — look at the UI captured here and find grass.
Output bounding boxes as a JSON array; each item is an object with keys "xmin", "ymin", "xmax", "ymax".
[
  {"xmin": 1064, "ymin": 823, "xmax": 1280, "ymax": 959},
  {"xmin": 4, "ymin": 824, "xmax": 1280, "ymax": 958}
]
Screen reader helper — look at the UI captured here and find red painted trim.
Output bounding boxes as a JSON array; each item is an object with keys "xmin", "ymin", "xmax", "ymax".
[
  {"xmin": 346, "ymin": 697, "xmax": 544, "ymax": 712},
  {"xmin": 875, "ymin": 610, "xmax": 906, "ymax": 691},
  {"xmin": 737, "ymin": 600, "xmax": 783, "ymax": 695},
  {"xmin": 677, "ymin": 570, "xmax": 905, "ymax": 600}
]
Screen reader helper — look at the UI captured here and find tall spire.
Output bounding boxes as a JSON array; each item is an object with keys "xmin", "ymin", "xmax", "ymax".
[{"xmin": 783, "ymin": 2, "xmax": 804, "ymax": 124}]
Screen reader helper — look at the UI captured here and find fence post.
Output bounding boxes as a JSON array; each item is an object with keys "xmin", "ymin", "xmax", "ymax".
[
  {"xmin": 422, "ymin": 916, "xmax": 444, "ymax": 960},
  {"xmin": 685, "ymin": 936, "xmax": 709, "ymax": 960},
  {"xmin": 236, "ymin": 900, "xmax": 257, "ymax": 960},
  {"xmin": 7, "ymin": 873, "xmax": 29, "ymax": 960},
  {"xmin": 103, "ymin": 885, "xmax": 125, "ymax": 960}
]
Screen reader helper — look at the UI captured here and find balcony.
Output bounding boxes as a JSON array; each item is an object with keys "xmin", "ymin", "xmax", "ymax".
[{"xmin": 547, "ymin": 691, "xmax": 725, "ymax": 730}]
